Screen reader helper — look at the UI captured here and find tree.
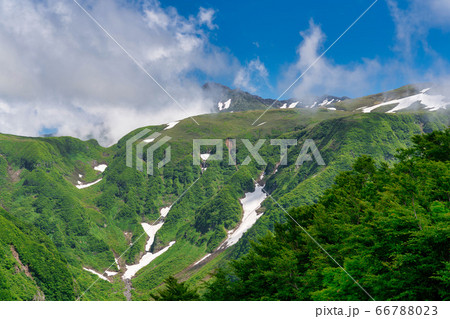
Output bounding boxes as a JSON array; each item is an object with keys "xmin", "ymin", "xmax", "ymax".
[
  {"xmin": 205, "ymin": 129, "xmax": 450, "ymax": 301},
  {"xmin": 151, "ymin": 276, "xmax": 200, "ymax": 301}
]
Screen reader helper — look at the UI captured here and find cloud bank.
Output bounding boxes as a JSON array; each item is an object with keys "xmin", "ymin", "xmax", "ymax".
[
  {"xmin": 1, "ymin": 0, "xmax": 449, "ymax": 145},
  {"xmin": 0, "ymin": 0, "xmax": 236, "ymax": 145}
]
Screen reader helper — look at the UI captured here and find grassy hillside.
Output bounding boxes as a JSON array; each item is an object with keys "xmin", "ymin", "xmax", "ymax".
[
  {"xmin": 120, "ymin": 110, "xmax": 448, "ymax": 299},
  {"xmin": 0, "ymin": 107, "xmax": 448, "ymax": 300},
  {"xmin": 0, "ymin": 134, "xmax": 127, "ymax": 300},
  {"xmin": 0, "ymin": 208, "xmax": 74, "ymax": 300},
  {"xmin": 228, "ymin": 112, "xmax": 448, "ymax": 259},
  {"xmin": 333, "ymin": 84, "xmax": 430, "ymax": 112},
  {"xmin": 204, "ymin": 129, "xmax": 450, "ymax": 300}
]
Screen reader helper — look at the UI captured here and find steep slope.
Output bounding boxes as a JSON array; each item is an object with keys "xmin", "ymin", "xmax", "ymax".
[
  {"xmin": 205, "ymin": 129, "xmax": 450, "ymax": 301},
  {"xmin": 115, "ymin": 110, "xmax": 448, "ymax": 299},
  {"xmin": 0, "ymin": 94, "xmax": 448, "ymax": 300},
  {"xmin": 228, "ymin": 112, "xmax": 449, "ymax": 260},
  {"xmin": 0, "ymin": 134, "xmax": 127, "ymax": 300},
  {"xmin": 0, "ymin": 207, "xmax": 74, "ymax": 300}
]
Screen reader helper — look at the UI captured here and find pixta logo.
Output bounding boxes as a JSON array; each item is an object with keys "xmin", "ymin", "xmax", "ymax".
[
  {"xmin": 193, "ymin": 138, "xmax": 325, "ymax": 166},
  {"xmin": 126, "ymin": 132, "xmax": 325, "ymax": 175},
  {"xmin": 126, "ymin": 129, "xmax": 172, "ymax": 175}
]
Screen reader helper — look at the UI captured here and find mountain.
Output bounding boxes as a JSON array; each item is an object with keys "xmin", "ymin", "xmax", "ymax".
[
  {"xmin": 0, "ymin": 207, "xmax": 74, "ymax": 300},
  {"xmin": 0, "ymin": 84, "xmax": 449, "ymax": 301},
  {"xmin": 334, "ymin": 83, "xmax": 450, "ymax": 113},
  {"xmin": 204, "ymin": 82, "xmax": 449, "ymax": 114},
  {"xmin": 202, "ymin": 82, "xmax": 348, "ymax": 112},
  {"xmin": 205, "ymin": 129, "xmax": 450, "ymax": 301}
]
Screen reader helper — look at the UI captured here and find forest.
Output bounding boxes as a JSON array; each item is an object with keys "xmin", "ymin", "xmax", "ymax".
[
  {"xmin": 0, "ymin": 111, "xmax": 448, "ymax": 301},
  {"xmin": 155, "ymin": 129, "xmax": 450, "ymax": 300}
]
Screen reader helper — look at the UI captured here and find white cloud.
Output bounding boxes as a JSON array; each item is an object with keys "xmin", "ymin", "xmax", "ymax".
[
  {"xmin": 386, "ymin": 0, "xmax": 450, "ymax": 91},
  {"xmin": 198, "ymin": 7, "xmax": 217, "ymax": 30},
  {"xmin": 281, "ymin": 9, "xmax": 450, "ymax": 101},
  {"xmin": 233, "ymin": 58, "xmax": 270, "ymax": 94},
  {"xmin": 281, "ymin": 20, "xmax": 381, "ymax": 100},
  {"xmin": 0, "ymin": 0, "xmax": 235, "ymax": 145},
  {"xmin": 387, "ymin": 0, "xmax": 450, "ymax": 59}
]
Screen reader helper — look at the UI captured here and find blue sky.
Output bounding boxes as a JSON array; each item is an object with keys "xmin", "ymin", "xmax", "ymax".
[
  {"xmin": 1, "ymin": 0, "xmax": 449, "ymax": 144},
  {"xmin": 157, "ymin": 0, "xmax": 450, "ymax": 97},
  {"xmin": 162, "ymin": 0, "xmax": 392, "ymax": 73}
]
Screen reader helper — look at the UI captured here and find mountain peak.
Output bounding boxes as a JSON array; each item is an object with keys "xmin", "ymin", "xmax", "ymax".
[{"xmin": 202, "ymin": 82, "xmax": 349, "ymax": 113}]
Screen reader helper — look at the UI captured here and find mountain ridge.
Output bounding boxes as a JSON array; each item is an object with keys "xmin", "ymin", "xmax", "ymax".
[
  {"xmin": 0, "ymin": 84, "xmax": 449, "ymax": 300},
  {"xmin": 202, "ymin": 82, "xmax": 349, "ymax": 112},
  {"xmin": 203, "ymin": 82, "xmax": 449, "ymax": 115}
]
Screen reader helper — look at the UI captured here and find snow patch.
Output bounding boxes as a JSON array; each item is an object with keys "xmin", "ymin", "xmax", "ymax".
[
  {"xmin": 319, "ymin": 99, "xmax": 329, "ymax": 106},
  {"xmin": 83, "ymin": 268, "xmax": 109, "ymax": 281},
  {"xmin": 288, "ymin": 101, "xmax": 299, "ymax": 108},
  {"xmin": 280, "ymin": 103, "xmax": 287, "ymax": 109},
  {"xmin": 122, "ymin": 241, "xmax": 176, "ymax": 280},
  {"xmin": 76, "ymin": 178, "xmax": 102, "ymax": 189},
  {"xmin": 105, "ymin": 271, "xmax": 118, "ymax": 277},
  {"xmin": 160, "ymin": 206, "xmax": 172, "ymax": 218},
  {"xmin": 164, "ymin": 121, "xmax": 179, "ymax": 130},
  {"xmin": 122, "ymin": 205, "xmax": 175, "ymax": 280},
  {"xmin": 223, "ymin": 99, "xmax": 231, "ymax": 109},
  {"xmin": 218, "ymin": 99, "xmax": 232, "ymax": 111},
  {"xmin": 256, "ymin": 122, "xmax": 266, "ymax": 127},
  {"xmin": 94, "ymin": 164, "xmax": 107, "ymax": 173},
  {"xmin": 143, "ymin": 138, "xmax": 155, "ymax": 143},
  {"xmin": 142, "ymin": 222, "xmax": 165, "ymax": 251},
  {"xmin": 361, "ymin": 92, "xmax": 449, "ymax": 113},
  {"xmin": 194, "ymin": 253, "xmax": 211, "ymax": 266},
  {"xmin": 327, "ymin": 107, "xmax": 336, "ymax": 111},
  {"xmin": 219, "ymin": 184, "xmax": 267, "ymax": 249},
  {"xmin": 200, "ymin": 153, "xmax": 211, "ymax": 161},
  {"xmin": 318, "ymin": 99, "xmax": 335, "ymax": 107}
]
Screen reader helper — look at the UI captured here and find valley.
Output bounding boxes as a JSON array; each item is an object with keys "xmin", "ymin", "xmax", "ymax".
[{"xmin": 0, "ymin": 85, "xmax": 449, "ymax": 300}]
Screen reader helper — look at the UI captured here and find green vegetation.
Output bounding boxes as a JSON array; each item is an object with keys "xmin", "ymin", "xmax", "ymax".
[
  {"xmin": 0, "ymin": 105, "xmax": 448, "ymax": 301},
  {"xmin": 151, "ymin": 276, "xmax": 200, "ymax": 301},
  {"xmin": 0, "ymin": 208, "xmax": 74, "ymax": 300},
  {"xmin": 229, "ymin": 112, "xmax": 448, "ymax": 259},
  {"xmin": 0, "ymin": 134, "xmax": 126, "ymax": 300},
  {"xmin": 205, "ymin": 129, "xmax": 450, "ymax": 300},
  {"xmin": 334, "ymin": 84, "xmax": 426, "ymax": 112}
]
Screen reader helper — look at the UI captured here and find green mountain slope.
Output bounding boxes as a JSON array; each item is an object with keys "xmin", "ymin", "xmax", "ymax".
[
  {"xmin": 0, "ymin": 134, "xmax": 126, "ymax": 300},
  {"xmin": 0, "ymin": 207, "xmax": 74, "ymax": 300},
  {"xmin": 333, "ymin": 83, "xmax": 449, "ymax": 113},
  {"xmin": 229, "ymin": 112, "xmax": 448, "ymax": 258},
  {"xmin": 0, "ymin": 103, "xmax": 448, "ymax": 300},
  {"xmin": 205, "ymin": 129, "xmax": 450, "ymax": 301},
  {"xmin": 203, "ymin": 82, "xmax": 348, "ymax": 112}
]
